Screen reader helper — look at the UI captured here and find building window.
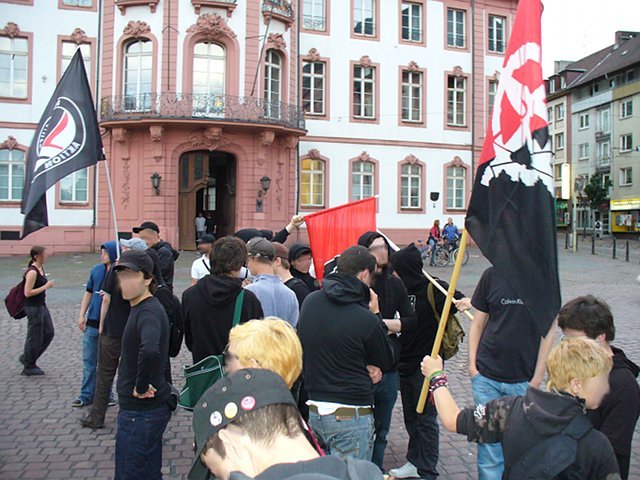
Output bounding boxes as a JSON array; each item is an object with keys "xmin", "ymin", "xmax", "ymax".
[
  {"xmin": 620, "ymin": 167, "xmax": 632, "ymax": 186},
  {"xmin": 578, "ymin": 143, "xmax": 590, "ymax": 161},
  {"xmin": 300, "ymin": 158, "xmax": 325, "ymax": 207},
  {"xmin": 61, "ymin": 42, "xmax": 91, "ymax": 77},
  {"xmin": 264, "ymin": 49, "xmax": 282, "ymax": 119},
  {"xmin": 302, "ymin": 0, "xmax": 326, "ymax": 31},
  {"xmin": 400, "ymin": 163, "xmax": 421, "ymax": 208},
  {"xmin": 193, "ymin": 42, "xmax": 225, "ymax": 115},
  {"xmin": 597, "ymin": 108, "xmax": 610, "ymax": 132},
  {"xmin": 555, "ymin": 132, "xmax": 564, "ymax": 150},
  {"xmin": 488, "ymin": 15, "xmax": 505, "ymax": 53},
  {"xmin": 302, "ymin": 60, "xmax": 325, "ymax": 115},
  {"xmin": 60, "ymin": 168, "xmax": 88, "ymax": 203},
  {"xmin": 0, "ymin": 148, "xmax": 25, "ymax": 201},
  {"xmin": 620, "ymin": 99, "xmax": 633, "ymax": 119},
  {"xmin": 447, "ymin": 8, "xmax": 466, "ymax": 48},
  {"xmin": 547, "ymin": 106, "xmax": 553, "ymax": 123},
  {"xmin": 488, "ymin": 79, "xmax": 498, "ymax": 120},
  {"xmin": 625, "ymin": 69, "xmax": 635, "ymax": 83},
  {"xmin": 620, "ymin": 134, "xmax": 633, "ymax": 152},
  {"xmin": 553, "ymin": 164, "xmax": 562, "ymax": 180},
  {"xmin": 446, "ymin": 165, "xmax": 466, "ymax": 209},
  {"xmin": 597, "ymin": 141, "xmax": 610, "ymax": 166},
  {"xmin": 353, "ymin": 64, "xmax": 375, "ymax": 119},
  {"xmin": 63, "ymin": 0, "xmax": 93, "ymax": 5},
  {"xmin": 0, "ymin": 36, "xmax": 28, "ymax": 98},
  {"xmin": 401, "ymin": 70, "xmax": 422, "ymax": 122},
  {"xmin": 354, "ymin": 0, "xmax": 376, "ymax": 36},
  {"xmin": 579, "ymin": 112, "xmax": 590, "ymax": 129},
  {"xmin": 351, "ymin": 160, "xmax": 374, "ymax": 200},
  {"xmin": 554, "ymin": 103, "xmax": 565, "ymax": 121},
  {"xmin": 123, "ymin": 39, "xmax": 152, "ymax": 111},
  {"xmin": 401, "ymin": 2, "xmax": 422, "ymax": 42},
  {"xmin": 549, "ymin": 80, "xmax": 556, "ymax": 94},
  {"xmin": 447, "ymin": 75, "xmax": 466, "ymax": 126}
]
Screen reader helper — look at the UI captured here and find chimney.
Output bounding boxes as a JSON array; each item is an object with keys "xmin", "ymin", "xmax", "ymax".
[{"xmin": 615, "ymin": 31, "xmax": 639, "ymax": 44}]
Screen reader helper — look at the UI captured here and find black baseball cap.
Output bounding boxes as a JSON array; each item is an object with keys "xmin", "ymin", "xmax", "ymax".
[
  {"xmin": 132, "ymin": 221, "xmax": 160, "ymax": 234},
  {"xmin": 189, "ymin": 369, "xmax": 298, "ymax": 480},
  {"xmin": 113, "ymin": 250, "xmax": 154, "ymax": 276},
  {"xmin": 288, "ymin": 244, "xmax": 312, "ymax": 262},
  {"xmin": 197, "ymin": 234, "xmax": 215, "ymax": 244}
]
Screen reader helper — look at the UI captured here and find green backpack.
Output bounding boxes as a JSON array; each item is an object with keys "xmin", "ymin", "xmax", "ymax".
[{"xmin": 427, "ymin": 283, "xmax": 465, "ymax": 360}]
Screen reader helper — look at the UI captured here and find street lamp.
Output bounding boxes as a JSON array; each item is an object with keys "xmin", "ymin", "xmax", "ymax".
[{"xmin": 150, "ymin": 172, "xmax": 162, "ymax": 195}]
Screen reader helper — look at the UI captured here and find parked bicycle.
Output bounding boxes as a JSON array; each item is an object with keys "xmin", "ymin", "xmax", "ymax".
[{"xmin": 416, "ymin": 239, "xmax": 450, "ymax": 267}]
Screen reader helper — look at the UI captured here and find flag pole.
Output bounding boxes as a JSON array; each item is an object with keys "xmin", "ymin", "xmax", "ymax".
[
  {"xmin": 103, "ymin": 158, "xmax": 120, "ymax": 259},
  {"xmin": 421, "ymin": 268, "xmax": 474, "ymax": 321},
  {"xmin": 417, "ymin": 228, "xmax": 469, "ymax": 413}
]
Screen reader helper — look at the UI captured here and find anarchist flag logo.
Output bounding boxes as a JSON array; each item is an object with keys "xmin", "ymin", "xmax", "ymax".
[{"xmin": 32, "ymin": 96, "xmax": 87, "ymax": 182}]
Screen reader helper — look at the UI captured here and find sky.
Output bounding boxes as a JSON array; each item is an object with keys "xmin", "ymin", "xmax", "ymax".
[{"xmin": 541, "ymin": 0, "xmax": 640, "ymax": 77}]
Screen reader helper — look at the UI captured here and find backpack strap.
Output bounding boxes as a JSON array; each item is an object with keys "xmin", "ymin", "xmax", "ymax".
[
  {"xmin": 232, "ymin": 289, "xmax": 245, "ymax": 327},
  {"xmin": 427, "ymin": 283, "xmax": 440, "ymax": 321},
  {"xmin": 562, "ymin": 412, "xmax": 593, "ymax": 439},
  {"xmin": 202, "ymin": 258, "xmax": 210, "ymax": 273}
]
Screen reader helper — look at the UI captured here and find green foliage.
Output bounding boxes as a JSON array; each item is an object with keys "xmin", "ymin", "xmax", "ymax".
[{"xmin": 584, "ymin": 173, "xmax": 612, "ymax": 210}]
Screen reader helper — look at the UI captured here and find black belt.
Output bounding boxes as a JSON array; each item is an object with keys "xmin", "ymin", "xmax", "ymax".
[{"xmin": 308, "ymin": 405, "xmax": 373, "ymax": 416}]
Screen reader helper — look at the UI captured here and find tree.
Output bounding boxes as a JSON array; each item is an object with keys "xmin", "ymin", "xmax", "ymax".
[{"xmin": 583, "ymin": 173, "xmax": 612, "ymax": 228}]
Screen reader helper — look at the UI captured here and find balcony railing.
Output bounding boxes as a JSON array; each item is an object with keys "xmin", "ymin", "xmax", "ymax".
[
  {"xmin": 100, "ymin": 93, "xmax": 306, "ymax": 131},
  {"xmin": 262, "ymin": 0, "xmax": 295, "ymax": 22}
]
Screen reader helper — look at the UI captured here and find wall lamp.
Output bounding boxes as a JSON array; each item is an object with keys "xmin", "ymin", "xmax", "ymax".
[
  {"xmin": 150, "ymin": 172, "xmax": 162, "ymax": 195},
  {"xmin": 256, "ymin": 175, "xmax": 272, "ymax": 212}
]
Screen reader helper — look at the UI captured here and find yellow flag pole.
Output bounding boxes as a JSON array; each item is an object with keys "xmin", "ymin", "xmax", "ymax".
[
  {"xmin": 416, "ymin": 228, "xmax": 470, "ymax": 413},
  {"xmin": 421, "ymin": 268, "xmax": 474, "ymax": 321}
]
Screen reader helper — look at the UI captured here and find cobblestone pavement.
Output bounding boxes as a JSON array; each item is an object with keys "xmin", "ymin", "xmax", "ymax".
[{"xmin": 0, "ymin": 239, "xmax": 639, "ymax": 479}]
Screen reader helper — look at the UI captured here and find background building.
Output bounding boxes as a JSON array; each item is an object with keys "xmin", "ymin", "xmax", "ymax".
[{"xmin": 0, "ymin": 0, "xmax": 518, "ymax": 254}]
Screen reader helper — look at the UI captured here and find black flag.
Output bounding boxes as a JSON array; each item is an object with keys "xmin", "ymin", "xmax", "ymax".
[{"xmin": 21, "ymin": 49, "xmax": 104, "ymax": 238}]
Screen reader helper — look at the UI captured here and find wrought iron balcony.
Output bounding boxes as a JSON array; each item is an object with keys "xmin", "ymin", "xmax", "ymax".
[
  {"xmin": 100, "ymin": 93, "xmax": 306, "ymax": 131},
  {"xmin": 262, "ymin": 0, "xmax": 295, "ymax": 23}
]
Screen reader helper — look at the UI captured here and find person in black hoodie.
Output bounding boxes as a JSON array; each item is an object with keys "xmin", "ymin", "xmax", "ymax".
[
  {"xmin": 182, "ymin": 236, "xmax": 263, "ymax": 364},
  {"xmin": 422, "ymin": 337, "xmax": 621, "ymax": 480},
  {"xmin": 289, "ymin": 243, "xmax": 320, "ymax": 292},
  {"xmin": 389, "ymin": 243, "xmax": 468, "ymax": 480},
  {"xmin": 298, "ymin": 245, "xmax": 395, "ymax": 462},
  {"xmin": 356, "ymin": 232, "xmax": 416, "ymax": 470},
  {"xmin": 133, "ymin": 221, "xmax": 180, "ymax": 291},
  {"xmin": 558, "ymin": 295, "xmax": 640, "ymax": 480}
]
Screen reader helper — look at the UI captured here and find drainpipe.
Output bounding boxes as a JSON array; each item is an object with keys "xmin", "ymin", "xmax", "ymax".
[
  {"xmin": 92, "ymin": 0, "xmax": 104, "ymax": 252},
  {"xmin": 295, "ymin": 0, "xmax": 301, "ymax": 241}
]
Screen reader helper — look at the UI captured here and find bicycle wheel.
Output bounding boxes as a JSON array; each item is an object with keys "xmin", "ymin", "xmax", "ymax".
[
  {"xmin": 434, "ymin": 248, "xmax": 450, "ymax": 267},
  {"xmin": 451, "ymin": 248, "xmax": 469, "ymax": 266}
]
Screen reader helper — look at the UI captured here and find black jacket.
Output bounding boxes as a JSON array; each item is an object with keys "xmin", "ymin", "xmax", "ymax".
[
  {"xmin": 291, "ymin": 267, "xmax": 319, "ymax": 292},
  {"xmin": 229, "ymin": 455, "xmax": 384, "ymax": 479},
  {"xmin": 457, "ymin": 387, "xmax": 621, "ymax": 479},
  {"xmin": 182, "ymin": 275, "xmax": 264, "ymax": 363},
  {"xmin": 390, "ymin": 244, "xmax": 463, "ymax": 376},
  {"xmin": 285, "ymin": 277, "xmax": 311, "ymax": 309},
  {"xmin": 151, "ymin": 240, "xmax": 178, "ymax": 290},
  {"xmin": 587, "ymin": 347, "xmax": 640, "ymax": 480},
  {"xmin": 298, "ymin": 273, "xmax": 395, "ymax": 405}
]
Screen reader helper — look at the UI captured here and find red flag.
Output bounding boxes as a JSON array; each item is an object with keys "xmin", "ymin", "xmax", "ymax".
[
  {"xmin": 305, "ymin": 197, "xmax": 377, "ymax": 282},
  {"xmin": 465, "ymin": 0, "xmax": 561, "ymax": 336}
]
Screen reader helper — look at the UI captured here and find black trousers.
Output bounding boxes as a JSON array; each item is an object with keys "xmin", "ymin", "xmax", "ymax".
[
  {"xmin": 399, "ymin": 369, "xmax": 440, "ymax": 479},
  {"xmin": 86, "ymin": 334, "xmax": 121, "ymax": 426},
  {"xmin": 23, "ymin": 304, "xmax": 54, "ymax": 368}
]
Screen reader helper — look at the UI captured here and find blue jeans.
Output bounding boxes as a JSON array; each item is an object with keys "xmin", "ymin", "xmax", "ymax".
[
  {"xmin": 372, "ymin": 370, "xmax": 398, "ymax": 470},
  {"xmin": 428, "ymin": 239, "xmax": 437, "ymax": 265},
  {"xmin": 309, "ymin": 409, "xmax": 375, "ymax": 461},
  {"xmin": 78, "ymin": 325, "xmax": 99, "ymax": 403},
  {"xmin": 115, "ymin": 405, "xmax": 172, "ymax": 480},
  {"xmin": 471, "ymin": 374, "xmax": 528, "ymax": 480}
]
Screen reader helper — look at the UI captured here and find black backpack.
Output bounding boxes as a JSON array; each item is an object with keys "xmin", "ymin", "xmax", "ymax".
[
  {"xmin": 506, "ymin": 413, "xmax": 593, "ymax": 479},
  {"xmin": 154, "ymin": 285, "xmax": 184, "ymax": 357}
]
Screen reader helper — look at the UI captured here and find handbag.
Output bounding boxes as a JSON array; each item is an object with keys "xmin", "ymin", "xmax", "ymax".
[{"xmin": 178, "ymin": 289, "xmax": 245, "ymax": 410}]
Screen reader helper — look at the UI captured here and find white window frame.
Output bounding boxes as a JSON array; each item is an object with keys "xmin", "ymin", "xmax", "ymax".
[
  {"xmin": 447, "ymin": 8, "xmax": 466, "ymax": 48},
  {"xmin": 620, "ymin": 134, "xmax": 633, "ymax": 153},
  {"xmin": 555, "ymin": 132, "xmax": 565, "ymax": 150},
  {"xmin": 0, "ymin": 36, "xmax": 28, "ymax": 99},
  {"xmin": 488, "ymin": 79, "xmax": 498, "ymax": 120},
  {"xmin": 447, "ymin": 75, "xmax": 466, "ymax": 126},
  {"xmin": 353, "ymin": 0, "xmax": 376, "ymax": 37},
  {"xmin": 123, "ymin": 39, "xmax": 152, "ymax": 111},
  {"xmin": 547, "ymin": 107, "xmax": 553, "ymax": 123},
  {"xmin": 401, "ymin": 70, "xmax": 422, "ymax": 122},
  {"xmin": 597, "ymin": 108, "xmax": 610, "ymax": 133},
  {"xmin": 302, "ymin": 60, "xmax": 325, "ymax": 115},
  {"xmin": 620, "ymin": 167, "xmax": 632, "ymax": 187},
  {"xmin": 400, "ymin": 163, "xmax": 422, "ymax": 209},
  {"xmin": 0, "ymin": 148, "xmax": 25, "ymax": 201},
  {"xmin": 59, "ymin": 168, "xmax": 89, "ymax": 203},
  {"xmin": 488, "ymin": 14, "xmax": 506, "ymax": 53},
  {"xmin": 620, "ymin": 99, "xmax": 633, "ymax": 119},
  {"xmin": 264, "ymin": 49, "xmax": 282, "ymax": 119},
  {"xmin": 353, "ymin": 65, "xmax": 376, "ymax": 119},
  {"xmin": 579, "ymin": 113, "xmax": 590, "ymax": 130},
  {"xmin": 63, "ymin": 0, "xmax": 93, "ymax": 6},
  {"xmin": 61, "ymin": 42, "xmax": 91, "ymax": 77},
  {"xmin": 446, "ymin": 165, "xmax": 466, "ymax": 210},
  {"xmin": 300, "ymin": 158, "xmax": 325, "ymax": 207},
  {"xmin": 302, "ymin": 0, "xmax": 326, "ymax": 31},
  {"xmin": 351, "ymin": 160, "xmax": 374, "ymax": 201},
  {"xmin": 555, "ymin": 103, "xmax": 565, "ymax": 121},
  {"xmin": 578, "ymin": 143, "xmax": 590, "ymax": 161},
  {"xmin": 401, "ymin": 2, "xmax": 423, "ymax": 42}
]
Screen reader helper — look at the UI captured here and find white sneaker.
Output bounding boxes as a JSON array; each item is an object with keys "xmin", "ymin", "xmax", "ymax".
[{"xmin": 388, "ymin": 462, "xmax": 419, "ymax": 479}]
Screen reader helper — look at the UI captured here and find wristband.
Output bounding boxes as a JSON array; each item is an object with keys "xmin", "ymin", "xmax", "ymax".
[
  {"xmin": 428, "ymin": 370, "xmax": 445, "ymax": 382},
  {"xmin": 429, "ymin": 374, "xmax": 448, "ymax": 393}
]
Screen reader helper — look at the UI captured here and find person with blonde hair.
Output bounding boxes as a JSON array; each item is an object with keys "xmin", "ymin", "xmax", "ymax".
[
  {"xmin": 224, "ymin": 317, "xmax": 302, "ymax": 389},
  {"xmin": 421, "ymin": 337, "xmax": 621, "ymax": 479}
]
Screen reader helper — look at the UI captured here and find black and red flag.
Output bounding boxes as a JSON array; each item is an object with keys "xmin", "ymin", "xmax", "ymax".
[
  {"xmin": 465, "ymin": 0, "xmax": 561, "ymax": 335},
  {"xmin": 21, "ymin": 49, "xmax": 104, "ymax": 238}
]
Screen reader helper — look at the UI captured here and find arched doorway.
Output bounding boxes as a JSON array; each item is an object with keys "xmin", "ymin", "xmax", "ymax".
[{"xmin": 178, "ymin": 150, "xmax": 236, "ymax": 250}]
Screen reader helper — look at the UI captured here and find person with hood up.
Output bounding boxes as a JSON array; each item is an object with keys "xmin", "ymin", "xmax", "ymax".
[
  {"xmin": 421, "ymin": 337, "xmax": 621, "ymax": 480},
  {"xmin": 182, "ymin": 236, "xmax": 263, "ymax": 364},
  {"xmin": 72, "ymin": 240, "xmax": 118, "ymax": 408},
  {"xmin": 389, "ymin": 243, "xmax": 468, "ymax": 479},
  {"xmin": 298, "ymin": 246, "xmax": 395, "ymax": 462},
  {"xmin": 356, "ymin": 232, "xmax": 416, "ymax": 471},
  {"xmin": 558, "ymin": 295, "xmax": 640, "ymax": 480}
]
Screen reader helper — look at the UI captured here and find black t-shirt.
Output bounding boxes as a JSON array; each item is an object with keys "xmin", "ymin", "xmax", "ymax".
[
  {"xmin": 284, "ymin": 277, "xmax": 311, "ymax": 309},
  {"xmin": 101, "ymin": 270, "xmax": 131, "ymax": 338},
  {"xmin": 471, "ymin": 267, "xmax": 540, "ymax": 383}
]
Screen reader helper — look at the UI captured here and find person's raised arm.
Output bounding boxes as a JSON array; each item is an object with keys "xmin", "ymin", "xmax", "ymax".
[
  {"xmin": 420, "ymin": 355, "xmax": 460, "ymax": 432},
  {"xmin": 529, "ymin": 318, "xmax": 558, "ymax": 388}
]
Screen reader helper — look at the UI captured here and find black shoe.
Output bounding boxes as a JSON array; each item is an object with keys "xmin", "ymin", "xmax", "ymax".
[
  {"xmin": 79, "ymin": 417, "xmax": 104, "ymax": 429},
  {"xmin": 72, "ymin": 399, "xmax": 91, "ymax": 408},
  {"xmin": 19, "ymin": 354, "xmax": 26, "ymax": 367},
  {"xmin": 21, "ymin": 367, "xmax": 44, "ymax": 376},
  {"xmin": 108, "ymin": 398, "xmax": 117, "ymax": 407}
]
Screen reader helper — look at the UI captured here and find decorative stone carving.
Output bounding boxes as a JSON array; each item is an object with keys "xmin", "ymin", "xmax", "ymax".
[
  {"xmin": 116, "ymin": 0, "xmax": 159, "ymax": 15},
  {"xmin": 191, "ymin": 0, "xmax": 238, "ymax": 17},
  {"xmin": 149, "ymin": 126, "xmax": 164, "ymax": 162},
  {"xmin": 259, "ymin": 131, "xmax": 275, "ymax": 147},
  {"xmin": 280, "ymin": 135, "xmax": 298, "ymax": 150},
  {"xmin": 266, "ymin": 33, "xmax": 287, "ymax": 50},
  {"xmin": 453, "ymin": 65, "xmax": 464, "ymax": 78},
  {"xmin": 452, "ymin": 156, "xmax": 464, "ymax": 167},
  {"xmin": 0, "ymin": 136, "xmax": 18, "ymax": 150},
  {"xmin": 121, "ymin": 158, "xmax": 131, "ymax": 208},
  {"xmin": 307, "ymin": 148, "xmax": 321, "ymax": 160},
  {"xmin": 123, "ymin": 20, "xmax": 151, "ymax": 38},
  {"xmin": 70, "ymin": 28, "xmax": 89, "ymax": 45},
  {"xmin": 3, "ymin": 22, "xmax": 20, "ymax": 38},
  {"xmin": 407, "ymin": 61, "xmax": 420, "ymax": 72},
  {"xmin": 187, "ymin": 13, "xmax": 237, "ymax": 40},
  {"xmin": 356, "ymin": 151, "xmax": 371, "ymax": 162},
  {"xmin": 112, "ymin": 127, "xmax": 130, "ymax": 162},
  {"xmin": 404, "ymin": 154, "xmax": 419, "ymax": 164},
  {"xmin": 306, "ymin": 48, "xmax": 321, "ymax": 61},
  {"xmin": 359, "ymin": 55, "xmax": 372, "ymax": 68},
  {"xmin": 189, "ymin": 127, "xmax": 229, "ymax": 151}
]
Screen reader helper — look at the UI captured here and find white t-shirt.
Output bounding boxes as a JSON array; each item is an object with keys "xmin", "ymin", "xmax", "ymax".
[
  {"xmin": 191, "ymin": 254, "xmax": 210, "ymax": 281},
  {"xmin": 195, "ymin": 216, "xmax": 206, "ymax": 231}
]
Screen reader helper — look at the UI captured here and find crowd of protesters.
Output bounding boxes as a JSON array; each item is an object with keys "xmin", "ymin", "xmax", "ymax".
[{"xmin": 14, "ymin": 214, "xmax": 640, "ymax": 480}]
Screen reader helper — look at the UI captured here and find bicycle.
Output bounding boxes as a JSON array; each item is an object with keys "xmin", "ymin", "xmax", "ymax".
[
  {"xmin": 416, "ymin": 239, "xmax": 450, "ymax": 267},
  {"xmin": 444, "ymin": 239, "xmax": 470, "ymax": 266}
]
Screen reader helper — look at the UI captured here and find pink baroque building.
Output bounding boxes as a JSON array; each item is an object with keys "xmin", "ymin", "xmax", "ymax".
[{"xmin": 0, "ymin": 0, "xmax": 517, "ymax": 254}]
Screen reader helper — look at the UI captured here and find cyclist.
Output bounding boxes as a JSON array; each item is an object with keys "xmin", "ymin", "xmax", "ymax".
[
  {"xmin": 442, "ymin": 218, "xmax": 460, "ymax": 252},
  {"xmin": 428, "ymin": 220, "xmax": 443, "ymax": 266}
]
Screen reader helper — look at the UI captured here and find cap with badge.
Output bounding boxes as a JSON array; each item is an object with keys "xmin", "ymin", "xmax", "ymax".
[
  {"xmin": 132, "ymin": 221, "xmax": 160, "ymax": 234},
  {"xmin": 246, "ymin": 237, "xmax": 276, "ymax": 261},
  {"xmin": 113, "ymin": 250, "xmax": 154, "ymax": 276},
  {"xmin": 189, "ymin": 368, "xmax": 297, "ymax": 480}
]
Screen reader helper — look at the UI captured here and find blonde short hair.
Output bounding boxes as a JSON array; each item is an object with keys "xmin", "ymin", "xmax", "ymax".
[
  {"xmin": 546, "ymin": 337, "xmax": 612, "ymax": 392},
  {"xmin": 228, "ymin": 317, "xmax": 303, "ymax": 388}
]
